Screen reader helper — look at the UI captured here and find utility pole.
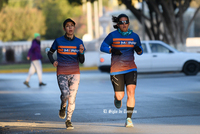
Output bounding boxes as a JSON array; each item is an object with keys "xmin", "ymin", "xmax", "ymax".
[
  {"xmin": 142, "ymin": 0, "xmax": 145, "ymax": 40},
  {"xmin": 98, "ymin": 0, "xmax": 103, "ymax": 35},
  {"xmin": 98, "ymin": 0, "xmax": 103, "ymax": 17},
  {"xmin": 87, "ymin": 1, "xmax": 93, "ymax": 40},
  {"xmin": 94, "ymin": 0, "xmax": 100, "ymax": 39}
]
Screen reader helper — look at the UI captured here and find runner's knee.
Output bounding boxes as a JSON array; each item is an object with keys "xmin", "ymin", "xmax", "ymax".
[
  {"xmin": 127, "ymin": 89, "xmax": 135, "ymax": 98},
  {"xmin": 115, "ymin": 92, "xmax": 124, "ymax": 100},
  {"xmin": 62, "ymin": 90, "xmax": 70, "ymax": 98}
]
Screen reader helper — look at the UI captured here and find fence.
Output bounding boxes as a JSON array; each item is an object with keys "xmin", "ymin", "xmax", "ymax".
[{"xmin": 0, "ymin": 39, "xmax": 101, "ymax": 64}]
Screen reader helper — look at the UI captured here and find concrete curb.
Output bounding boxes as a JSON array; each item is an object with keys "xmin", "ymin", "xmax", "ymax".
[{"xmin": 0, "ymin": 66, "xmax": 98, "ymax": 73}]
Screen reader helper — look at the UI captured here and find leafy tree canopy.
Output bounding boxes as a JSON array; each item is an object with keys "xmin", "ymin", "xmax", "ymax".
[
  {"xmin": 0, "ymin": 0, "xmax": 86, "ymax": 41},
  {"xmin": 0, "ymin": 6, "xmax": 46, "ymax": 41},
  {"xmin": 33, "ymin": 0, "xmax": 85, "ymax": 39},
  {"xmin": 119, "ymin": 0, "xmax": 200, "ymax": 48},
  {"xmin": 0, "ymin": 0, "xmax": 8, "ymax": 11}
]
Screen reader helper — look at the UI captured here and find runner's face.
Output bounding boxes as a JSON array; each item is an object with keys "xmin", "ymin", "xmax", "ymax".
[
  {"xmin": 64, "ymin": 22, "xmax": 75, "ymax": 35},
  {"xmin": 117, "ymin": 17, "xmax": 129, "ymax": 32}
]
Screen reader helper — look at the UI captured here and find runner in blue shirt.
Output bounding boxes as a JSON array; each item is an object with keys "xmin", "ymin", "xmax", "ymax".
[
  {"xmin": 100, "ymin": 14, "xmax": 143, "ymax": 127},
  {"xmin": 47, "ymin": 18, "xmax": 85, "ymax": 129}
]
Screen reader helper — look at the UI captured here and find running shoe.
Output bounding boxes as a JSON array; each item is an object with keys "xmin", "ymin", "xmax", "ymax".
[
  {"xmin": 114, "ymin": 96, "xmax": 122, "ymax": 109},
  {"xmin": 23, "ymin": 81, "xmax": 30, "ymax": 88},
  {"xmin": 125, "ymin": 118, "xmax": 134, "ymax": 127},
  {"xmin": 39, "ymin": 82, "xmax": 46, "ymax": 86},
  {"xmin": 59, "ymin": 106, "xmax": 66, "ymax": 119},
  {"xmin": 65, "ymin": 120, "xmax": 74, "ymax": 129}
]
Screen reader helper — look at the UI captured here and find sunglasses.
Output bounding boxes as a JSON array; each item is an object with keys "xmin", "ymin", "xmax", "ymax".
[{"xmin": 118, "ymin": 20, "xmax": 129, "ymax": 25}]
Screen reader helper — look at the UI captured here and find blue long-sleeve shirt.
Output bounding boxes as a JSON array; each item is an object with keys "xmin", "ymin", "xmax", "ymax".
[
  {"xmin": 100, "ymin": 30, "xmax": 143, "ymax": 75},
  {"xmin": 51, "ymin": 36, "xmax": 86, "ymax": 75}
]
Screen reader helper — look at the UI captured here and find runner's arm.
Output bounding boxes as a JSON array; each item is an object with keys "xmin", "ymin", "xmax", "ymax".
[
  {"xmin": 100, "ymin": 33, "xmax": 113, "ymax": 54},
  {"xmin": 79, "ymin": 53, "xmax": 85, "ymax": 64},
  {"xmin": 47, "ymin": 48, "xmax": 56, "ymax": 64}
]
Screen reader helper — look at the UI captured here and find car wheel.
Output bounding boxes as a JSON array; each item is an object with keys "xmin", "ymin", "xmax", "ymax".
[{"xmin": 183, "ymin": 61, "xmax": 199, "ymax": 75}]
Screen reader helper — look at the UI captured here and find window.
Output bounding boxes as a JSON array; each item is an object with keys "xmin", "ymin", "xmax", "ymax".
[
  {"xmin": 141, "ymin": 43, "xmax": 147, "ymax": 53},
  {"xmin": 149, "ymin": 43, "xmax": 171, "ymax": 53}
]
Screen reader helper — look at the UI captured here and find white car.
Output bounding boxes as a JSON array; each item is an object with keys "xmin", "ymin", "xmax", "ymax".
[{"xmin": 99, "ymin": 40, "xmax": 200, "ymax": 75}]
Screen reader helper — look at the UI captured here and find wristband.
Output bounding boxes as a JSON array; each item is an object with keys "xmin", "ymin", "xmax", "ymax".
[{"xmin": 80, "ymin": 52, "xmax": 84, "ymax": 54}]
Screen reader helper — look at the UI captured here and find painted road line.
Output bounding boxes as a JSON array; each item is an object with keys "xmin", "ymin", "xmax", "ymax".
[{"xmin": 0, "ymin": 66, "xmax": 98, "ymax": 73}]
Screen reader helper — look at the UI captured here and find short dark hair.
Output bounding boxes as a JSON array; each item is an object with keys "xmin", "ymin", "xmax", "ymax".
[
  {"xmin": 117, "ymin": 14, "xmax": 129, "ymax": 21},
  {"xmin": 63, "ymin": 18, "xmax": 76, "ymax": 28}
]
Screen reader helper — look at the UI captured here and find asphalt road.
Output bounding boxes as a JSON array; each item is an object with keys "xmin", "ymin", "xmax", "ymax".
[{"xmin": 0, "ymin": 71, "xmax": 200, "ymax": 134}]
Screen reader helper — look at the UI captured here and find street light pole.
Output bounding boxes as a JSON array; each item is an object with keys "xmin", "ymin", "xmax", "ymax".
[
  {"xmin": 87, "ymin": 1, "xmax": 93, "ymax": 40},
  {"xmin": 94, "ymin": 1, "xmax": 100, "ymax": 39},
  {"xmin": 99, "ymin": 0, "xmax": 103, "ymax": 35},
  {"xmin": 142, "ymin": 0, "xmax": 145, "ymax": 40}
]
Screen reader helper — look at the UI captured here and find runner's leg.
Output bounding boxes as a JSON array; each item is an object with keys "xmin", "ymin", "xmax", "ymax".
[
  {"xmin": 66, "ymin": 74, "xmax": 80, "ymax": 121},
  {"xmin": 57, "ymin": 75, "xmax": 70, "ymax": 108},
  {"xmin": 125, "ymin": 71, "xmax": 137, "ymax": 117},
  {"xmin": 110, "ymin": 74, "xmax": 125, "ymax": 108},
  {"xmin": 125, "ymin": 71, "xmax": 137, "ymax": 127}
]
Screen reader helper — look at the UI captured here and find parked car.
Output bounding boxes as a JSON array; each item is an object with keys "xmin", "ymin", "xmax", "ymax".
[{"xmin": 99, "ymin": 40, "xmax": 200, "ymax": 75}]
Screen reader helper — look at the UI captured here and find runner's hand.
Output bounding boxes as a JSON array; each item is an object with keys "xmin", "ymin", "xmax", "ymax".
[
  {"xmin": 111, "ymin": 48, "xmax": 122, "ymax": 55},
  {"xmin": 79, "ymin": 44, "xmax": 84, "ymax": 54},
  {"xmin": 134, "ymin": 46, "xmax": 141, "ymax": 52},
  {"xmin": 27, "ymin": 57, "xmax": 30, "ymax": 60},
  {"xmin": 53, "ymin": 61, "xmax": 58, "ymax": 67},
  {"xmin": 134, "ymin": 46, "xmax": 142, "ymax": 54}
]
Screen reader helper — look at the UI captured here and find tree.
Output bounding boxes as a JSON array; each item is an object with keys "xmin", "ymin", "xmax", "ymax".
[
  {"xmin": 33, "ymin": 0, "xmax": 86, "ymax": 39},
  {"xmin": 0, "ymin": 0, "xmax": 87, "ymax": 41},
  {"xmin": 0, "ymin": 6, "xmax": 46, "ymax": 41},
  {"xmin": 61, "ymin": 0, "xmax": 199, "ymax": 49},
  {"xmin": 68, "ymin": 0, "xmax": 97, "ymax": 5},
  {"xmin": 119, "ymin": 0, "xmax": 200, "ymax": 49},
  {"xmin": 0, "ymin": 0, "xmax": 8, "ymax": 11}
]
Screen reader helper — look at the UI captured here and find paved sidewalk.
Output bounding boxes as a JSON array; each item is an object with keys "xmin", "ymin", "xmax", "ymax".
[{"xmin": 1, "ymin": 121, "xmax": 200, "ymax": 134}]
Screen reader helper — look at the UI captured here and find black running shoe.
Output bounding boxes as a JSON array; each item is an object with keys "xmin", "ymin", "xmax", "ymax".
[
  {"xmin": 59, "ymin": 106, "xmax": 66, "ymax": 119},
  {"xmin": 65, "ymin": 120, "xmax": 74, "ymax": 129},
  {"xmin": 39, "ymin": 82, "xmax": 46, "ymax": 87},
  {"xmin": 23, "ymin": 81, "xmax": 30, "ymax": 88}
]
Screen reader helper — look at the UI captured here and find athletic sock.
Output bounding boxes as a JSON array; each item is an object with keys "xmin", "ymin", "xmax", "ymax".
[{"xmin": 127, "ymin": 106, "xmax": 134, "ymax": 118}]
